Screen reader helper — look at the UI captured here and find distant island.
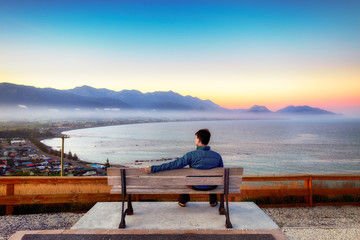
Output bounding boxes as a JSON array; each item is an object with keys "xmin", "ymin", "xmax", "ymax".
[{"xmin": 0, "ymin": 82, "xmax": 338, "ymax": 115}]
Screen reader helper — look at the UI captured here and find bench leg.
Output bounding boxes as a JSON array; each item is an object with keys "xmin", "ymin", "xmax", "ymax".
[
  {"xmin": 219, "ymin": 194, "xmax": 226, "ymax": 215},
  {"xmin": 127, "ymin": 194, "xmax": 134, "ymax": 215},
  {"xmin": 119, "ymin": 169, "xmax": 128, "ymax": 228},
  {"xmin": 224, "ymin": 168, "xmax": 233, "ymax": 228},
  {"xmin": 119, "ymin": 195, "xmax": 127, "ymax": 228},
  {"xmin": 225, "ymin": 193, "xmax": 233, "ymax": 228}
]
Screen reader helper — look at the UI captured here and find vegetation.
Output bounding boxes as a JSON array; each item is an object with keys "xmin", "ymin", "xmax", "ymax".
[
  {"xmin": 29, "ymin": 136, "xmax": 50, "ymax": 154},
  {"xmin": 104, "ymin": 158, "xmax": 110, "ymax": 169}
]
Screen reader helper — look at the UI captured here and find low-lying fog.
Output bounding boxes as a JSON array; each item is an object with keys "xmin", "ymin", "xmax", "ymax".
[{"xmin": 0, "ymin": 105, "xmax": 352, "ymax": 122}]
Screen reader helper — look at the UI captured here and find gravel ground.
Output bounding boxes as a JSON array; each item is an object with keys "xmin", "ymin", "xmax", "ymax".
[
  {"xmin": 263, "ymin": 206, "xmax": 360, "ymax": 240},
  {"xmin": 0, "ymin": 213, "xmax": 84, "ymax": 240},
  {"xmin": 0, "ymin": 206, "xmax": 359, "ymax": 240}
]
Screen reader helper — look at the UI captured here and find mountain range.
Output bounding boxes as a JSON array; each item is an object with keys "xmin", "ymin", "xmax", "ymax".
[{"xmin": 0, "ymin": 83, "xmax": 337, "ymax": 115}]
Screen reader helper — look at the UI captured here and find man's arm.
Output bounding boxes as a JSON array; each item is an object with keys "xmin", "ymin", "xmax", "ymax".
[
  {"xmin": 151, "ymin": 154, "xmax": 192, "ymax": 173},
  {"xmin": 140, "ymin": 153, "xmax": 192, "ymax": 174},
  {"xmin": 140, "ymin": 155, "xmax": 190, "ymax": 174}
]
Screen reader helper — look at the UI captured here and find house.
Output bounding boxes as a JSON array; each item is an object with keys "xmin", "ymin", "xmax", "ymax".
[
  {"xmin": 22, "ymin": 161, "xmax": 33, "ymax": 166},
  {"xmin": 10, "ymin": 139, "xmax": 26, "ymax": 146},
  {"xmin": 83, "ymin": 171, "xmax": 97, "ymax": 176},
  {"xmin": 29, "ymin": 154, "xmax": 39, "ymax": 159},
  {"xmin": 25, "ymin": 163, "xmax": 36, "ymax": 167},
  {"xmin": 91, "ymin": 164, "xmax": 104, "ymax": 169}
]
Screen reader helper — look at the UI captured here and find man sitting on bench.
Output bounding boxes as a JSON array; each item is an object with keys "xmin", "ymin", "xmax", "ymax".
[{"xmin": 140, "ymin": 128, "xmax": 223, "ymax": 207}]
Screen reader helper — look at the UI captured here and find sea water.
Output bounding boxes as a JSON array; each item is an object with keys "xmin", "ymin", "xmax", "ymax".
[{"xmin": 42, "ymin": 119, "xmax": 360, "ymax": 175}]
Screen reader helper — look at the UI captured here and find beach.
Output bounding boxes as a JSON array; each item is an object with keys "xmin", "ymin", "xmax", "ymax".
[{"xmin": 1, "ymin": 205, "xmax": 359, "ymax": 240}]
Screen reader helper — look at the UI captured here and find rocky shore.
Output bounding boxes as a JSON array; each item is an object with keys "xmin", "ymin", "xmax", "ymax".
[{"xmin": 0, "ymin": 206, "xmax": 359, "ymax": 240}]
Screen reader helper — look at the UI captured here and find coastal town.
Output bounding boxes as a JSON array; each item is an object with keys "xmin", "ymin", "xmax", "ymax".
[{"xmin": 0, "ymin": 137, "xmax": 107, "ymax": 176}]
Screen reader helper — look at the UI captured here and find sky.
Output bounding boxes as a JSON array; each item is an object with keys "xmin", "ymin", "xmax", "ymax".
[{"xmin": 0, "ymin": 0, "xmax": 359, "ymax": 114}]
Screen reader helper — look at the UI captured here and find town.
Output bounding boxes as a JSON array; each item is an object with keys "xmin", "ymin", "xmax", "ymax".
[{"xmin": 0, "ymin": 138, "xmax": 107, "ymax": 176}]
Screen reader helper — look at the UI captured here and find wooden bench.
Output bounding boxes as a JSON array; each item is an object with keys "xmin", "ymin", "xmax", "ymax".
[{"xmin": 107, "ymin": 167, "xmax": 243, "ymax": 229}]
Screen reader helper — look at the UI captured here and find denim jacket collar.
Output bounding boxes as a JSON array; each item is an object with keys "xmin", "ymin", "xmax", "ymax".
[{"xmin": 197, "ymin": 145, "xmax": 210, "ymax": 151}]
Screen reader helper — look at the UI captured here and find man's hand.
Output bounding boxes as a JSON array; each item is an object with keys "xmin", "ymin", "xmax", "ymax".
[{"xmin": 140, "ymin": 166, "xmax": 151, "ymax": 174}]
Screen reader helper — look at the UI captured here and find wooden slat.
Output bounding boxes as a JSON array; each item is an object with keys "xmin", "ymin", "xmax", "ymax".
[
  {"xmin": 311, "ymin": 175, "xmax": 360, "ymax": 181},
  {"xmin": 243, "ymin": 175, "xmax": 360, "ymax": 181},
  {"xmin": 107, "ymin": 167, "xmax": 243, "ymax": 177},
  {"xmin": 107, "ymin": 176, "xmax": 121, "ymax": 185},
  {"xmin": 312, "ymin": 188, "xmax": 360, "ymax": 195},
  {"xmin": 126, "ymin": 176, "xmax": 224, "ymax": 186},
  {"xmin": 108, "ymin": 176, "xmax": 242, "ymax": 186},
  {"xmin": 243, "ymin": 175, "xmax": 312, "ymax": 181},
  {"xmin": 241, "ymin": 189, "xmax": 309, "ymax": 197},
  {"xmin": 0, "ymin": 177, "xmax": 107, "ymax": 184},
  {"xmin": 107, "ymin": 168, "xmax": 121, "ymax": 177},
  {"xmin": 110, "ymin": 186, "xmax": 240, "ymax": 194},
  {"xmin": 230, "ymin": 177, "xmax": 243, "ymax": 185},
  {"xmin": 128, "ymin": 188, "xmax": 240, "ymax": 194},
  {"xmin": 0, "ymin": 193, "xmax": 122, "ymax": 205},
  {"xmin": 110, "ymin": 185, "xmax": 241, "ymax": 190}
]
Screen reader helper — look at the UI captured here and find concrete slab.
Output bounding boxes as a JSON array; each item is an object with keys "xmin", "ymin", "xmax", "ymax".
[
  {"xmin": 72, "ymin": 202, "xmax": 279, "ymax": 231},
  {"xmin": 10, "ymin": 229, "xmax": 288, "ymax": 240}
]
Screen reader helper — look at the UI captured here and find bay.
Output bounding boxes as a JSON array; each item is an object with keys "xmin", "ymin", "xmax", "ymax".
[{"xmin": 42, "ymin": 119, "xmax": 360, "ymax": 175}]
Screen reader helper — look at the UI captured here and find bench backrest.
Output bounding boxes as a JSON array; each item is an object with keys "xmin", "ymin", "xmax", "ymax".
[{"xmin": 107, "ymin": 167, "xmax": 243, "ymax": 188}]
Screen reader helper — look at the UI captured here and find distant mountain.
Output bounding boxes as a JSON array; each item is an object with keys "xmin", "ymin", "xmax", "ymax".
[
  {"xmin": 0, "ymin": 83, "xmax": 223, "ymax": 111},
  {"xmin": 247, "ymin": 105, "xmax": 272, "ymax": 113},
  {"xmin": 0, "ymin": 83, "xmax": 338, "ymax": 115},
  {"xmin": 66, "ymin": 85, "xmax": 223, "ymax": 111},
  {"xmin": 276, "ymin": 105, "xmax": 336, "ymax": 115},
  {"xmin": 0, "ymin": 82, "xmax": 125, "ymax": 108}
]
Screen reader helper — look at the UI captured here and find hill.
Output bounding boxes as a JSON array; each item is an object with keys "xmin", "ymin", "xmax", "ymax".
[{"xmin": 0, "ymin": 83, "xmax": 338, "ymax": 115}]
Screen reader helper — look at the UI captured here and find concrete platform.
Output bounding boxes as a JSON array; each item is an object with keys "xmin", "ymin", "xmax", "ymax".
[
  {"xmin": 10, "ymin": 202, "xmax": 288, "ymax": 240},
  {"xmin": 72, "ymin": 202, "xmax": 279, "ymax": 231},
  {"xmin": 10, "ymin": 229, "xmax": 287, "ymax": 240}
]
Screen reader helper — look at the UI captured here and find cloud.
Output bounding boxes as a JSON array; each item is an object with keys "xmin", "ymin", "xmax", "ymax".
[{"xmin": 18, "ymin": 104, "xmax": 28, "ymax": 109}]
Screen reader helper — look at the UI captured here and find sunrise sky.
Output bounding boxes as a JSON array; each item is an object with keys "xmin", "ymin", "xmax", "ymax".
[{"xmin": 0, "ymin": 0, "xmax": 359, "ymax": 114}]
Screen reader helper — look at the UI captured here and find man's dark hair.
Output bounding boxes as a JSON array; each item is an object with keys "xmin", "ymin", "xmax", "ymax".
[{"xmin": 195, "ymin": 129, "xmax": 211, "ymax": 145}]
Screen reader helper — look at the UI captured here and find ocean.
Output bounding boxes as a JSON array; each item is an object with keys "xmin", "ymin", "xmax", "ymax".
[{"xmin": 42, "ymin": 119, "xmax": 360, "ymax": 175}]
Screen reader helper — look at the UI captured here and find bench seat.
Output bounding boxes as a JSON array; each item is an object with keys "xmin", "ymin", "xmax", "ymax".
[{"xmin": 110, "ymin": 185, "xmax": 241, "ymax": 194}]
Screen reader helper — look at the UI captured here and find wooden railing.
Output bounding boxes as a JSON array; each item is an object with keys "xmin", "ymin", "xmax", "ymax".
[
  {"xmin": 241, "ymin": 175, "xmax": 360, "ymax": 207},
  {"xmin": 1, "ymin": 175, "xmax": 359, "ymax": 215}
]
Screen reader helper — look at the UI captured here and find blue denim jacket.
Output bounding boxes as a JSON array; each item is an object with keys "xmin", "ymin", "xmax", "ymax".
[{"xmin": 151, "ymin": 146, "xmax": 223, "ymax": 173}]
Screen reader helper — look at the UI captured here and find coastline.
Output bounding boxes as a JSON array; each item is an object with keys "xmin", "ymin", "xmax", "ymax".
[
  {"xmin": 39, "ymin": 120, "xmax": 156, "ymax": 162},
  {"xmin": 36, "ymin": 118, "xmax": 360, "ymax": 175},
  {"xmin": 40, "ymin": 119, "xmax": 180, "ymax": 169}
]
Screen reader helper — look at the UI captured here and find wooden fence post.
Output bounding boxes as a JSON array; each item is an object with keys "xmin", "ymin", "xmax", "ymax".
[
  {"xmin": 304, "ymin": 176, "xmax": 313, "ymax": 207},
  {"xmin": 6, "ymin": 184, "xmax": 15, "ymax": 215},
  {"xmin": 309, "ymin": 176, "xmax": 313, "ymax": 207}
]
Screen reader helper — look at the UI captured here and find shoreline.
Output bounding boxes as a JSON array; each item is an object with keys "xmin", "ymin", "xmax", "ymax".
[
  {"xmin": 40, "ymin": 118, "xmax": 203, "ymax": 168},
  {"xmin": 36, "ymin": 119, "xmax": 360, "ymax": 175}
]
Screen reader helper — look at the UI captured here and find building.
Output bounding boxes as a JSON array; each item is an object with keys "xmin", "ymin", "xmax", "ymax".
[{"xmin": 10, "ymin": 139, "xmax": 26, "ymax": 146}]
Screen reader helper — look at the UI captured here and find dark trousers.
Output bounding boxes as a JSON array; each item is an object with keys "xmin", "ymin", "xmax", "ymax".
[{"xmin": 179, "ymin": 185, "xmax": 217, "ymax": 204}]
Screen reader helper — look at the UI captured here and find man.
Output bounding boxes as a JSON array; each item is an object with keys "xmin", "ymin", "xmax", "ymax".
[{"xmin": 140, "ymin": 129, "xmax": 223, "ymax": 207}]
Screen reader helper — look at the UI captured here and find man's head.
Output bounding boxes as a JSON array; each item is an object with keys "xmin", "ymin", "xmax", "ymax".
[{"xmin": 195, "ymin": 129, "xmax": 211, "ymax": 146}]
